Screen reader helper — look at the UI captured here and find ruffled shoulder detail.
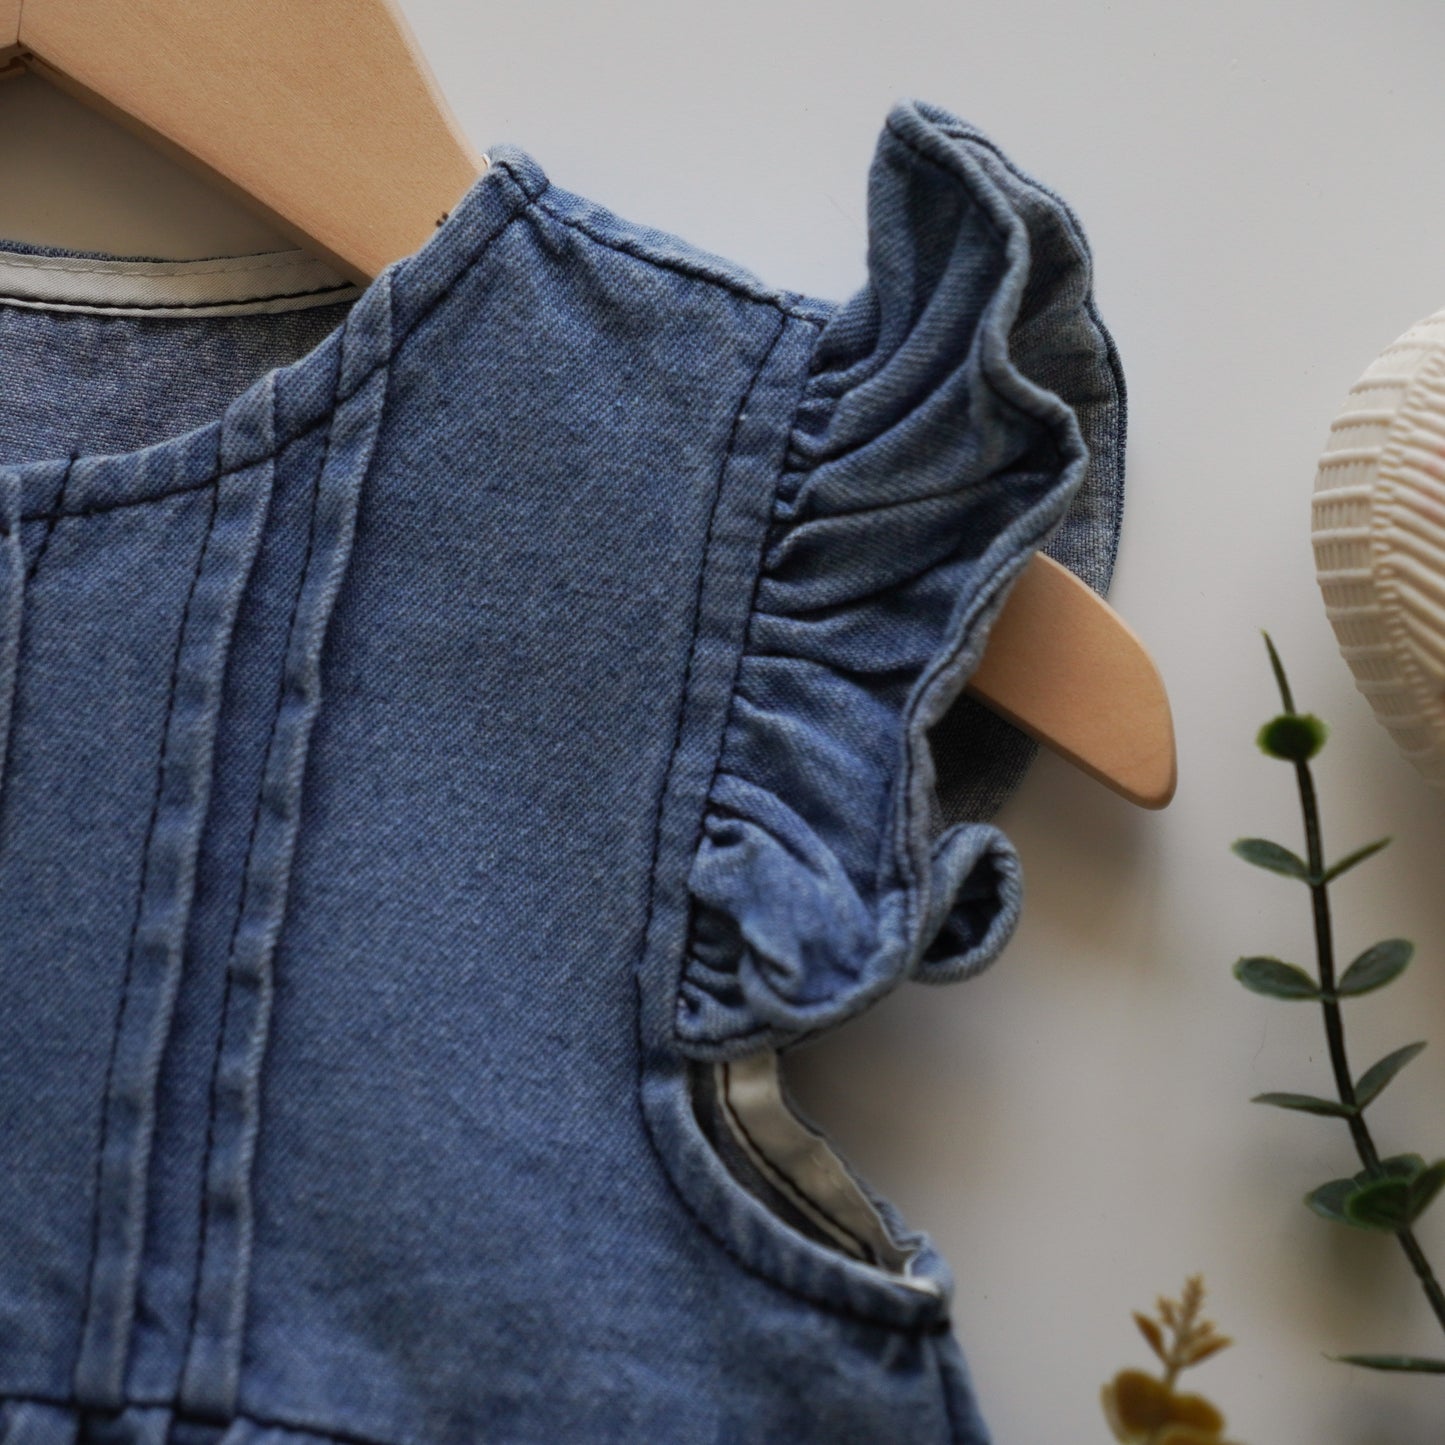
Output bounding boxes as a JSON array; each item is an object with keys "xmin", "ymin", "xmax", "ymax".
[{"xmin": 675, "ymin": 99, "xmax": 1124, "ymax": 1056}]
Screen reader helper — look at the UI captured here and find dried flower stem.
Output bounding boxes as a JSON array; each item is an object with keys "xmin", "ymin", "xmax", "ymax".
[{"xmin": 1103, "ymin": 1276, "xmax": 1238, "ymax": 1443}]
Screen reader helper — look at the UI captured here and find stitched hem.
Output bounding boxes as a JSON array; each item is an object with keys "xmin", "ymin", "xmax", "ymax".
[
  {"xmin": 631, "ymin": 1031, "xmax": 953, "ymax": 1338},
  {"xmin": 928, "ymin": 117, "xmax": 1129, "ymax": 598},
  {"xmin": 0, "ymin": 251, "xmax": 337, "ymax": 278},
  {"xmin": 0, "ymin": 243, "xmax": 362, "ymax": 317}
]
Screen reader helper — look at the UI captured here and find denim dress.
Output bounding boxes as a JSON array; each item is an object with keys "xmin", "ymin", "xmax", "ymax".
[{"xmin": 0, "ymin": 99, "xmax": 1125, "ymax": 1444}]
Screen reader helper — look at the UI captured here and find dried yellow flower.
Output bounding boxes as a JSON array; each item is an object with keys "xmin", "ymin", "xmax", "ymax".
[{"xmin": 1102, "ymin": 1278, "xmax": 1245, "ymax": 1445}]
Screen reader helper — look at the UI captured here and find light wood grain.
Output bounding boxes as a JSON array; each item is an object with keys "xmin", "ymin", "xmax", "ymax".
[
  {"xmin": 9, "ymin": 0, "xmax": 481, "ymax": 282},
  {"xmin": 967, "ymin": 554, "xmax": 1177, "ymax": 808}
]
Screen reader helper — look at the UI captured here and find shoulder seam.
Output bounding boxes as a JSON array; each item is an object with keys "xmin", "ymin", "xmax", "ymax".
[{"xmin": 487, "ymin": 157, "xmax": 827, "ymax": 326}]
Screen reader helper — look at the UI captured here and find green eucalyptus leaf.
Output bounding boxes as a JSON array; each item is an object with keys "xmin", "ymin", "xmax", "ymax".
[
  {"xmin": 1344, "ymin": 1177, "xmax": 1414, "ymax": 1230},
  {"xmin": 1257, "ymin": 712, "xmax": 1329, "ymax": 762},
  {"xmin": 1306, "ymin": 1177, "xmax": 1363, "ymax": 1226},
  {"xmin": 1408, "ymin": 1161, "xmax": 1445, "ymax": 1222},
  {"xmin": 1371, "ymin": 1154, "xmax": 1428, "ymax": 1182},
  {"xmin": 1331, "ymin": 1355, "xmax": 1445, "ymax": 1374},
  {"xmin": 1252, "ymin": 1091, "xmax": 1357, "ymax": 1118},
  {"xmin": 1355, "ymin": 1042, "xmax": 1428, "ymax": 1108},
  {"xmin": 1233, "ymin": 956, "xmax": 1320, "ymax": 1000},
  {"xmin": 1232, "ymin": 837, "xmax": 1312, "ymax": 881},
  {"xmin": 1337, "ymin": 939, "xmax": 1414, "ymax": 997},
  {"xmin": 1323, "ymin": 837, "xmax": 1392, "ymax": 883},
  {"xmin": 1341, "ymin": 1163, "xmax": 1445, "ymax": 1230},
  {"xmin": 1313, "ymin": 1157, "xmax": 1433, "ymax": 1227}
]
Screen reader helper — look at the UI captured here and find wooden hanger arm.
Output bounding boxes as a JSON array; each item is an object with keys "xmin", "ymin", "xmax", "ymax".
[
  {"xmin": 967, "ymin": 554, "xmax": 1177, "ymax": 809},
  {"xmin": 3, "ymin": 0, "xmax": 481, "ymax": 283},
  {"xmin": 0, "ymin": 0, "xmax": 1173, "ymax": 808}
]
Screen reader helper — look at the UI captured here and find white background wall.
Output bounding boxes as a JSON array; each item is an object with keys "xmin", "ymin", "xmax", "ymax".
[{"xmin": 7, "ymin": 2, "xmax": 1445, "ymax": 1439}]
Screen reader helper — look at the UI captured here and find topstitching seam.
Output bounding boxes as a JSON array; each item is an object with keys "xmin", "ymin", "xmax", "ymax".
[
  {"xmin": 16, "ymin": 200, "xmax": 535, "ymax": 526},
  {"xmin": 636, "ymin": 310, "xmax": 787, "ymax": 1049},
  {"xmin": 73, "ymin": 474, "xmax": 228, "ymax": 1401},
  {"xmin": 23, "ymin": 447, "xmax": 76, "ymax": 583},
  {"xmin": 0, "ymin": 450, "xmax": 74, "ymax": 829},
  {"xmin": 629, "ymin": 312, "xmax": 944, "ymax": 1335},
  {"xmin": 717, "ymin": 1058, "xmax": 876, "ymax": 1263},
  {"xmin": 672, "ymin": 316, "xmax": 818, "ymax": 1043},
  {"xmin": 180, "ymin": 357, "xmax": 340, "ymax": 1389},
  {"xmin": 0, "ymin": 283, "xmax": 358, "ymax": 315},
  {"xmin": 488, "ymin": 157, "xmax": 828, "ymax": 326},
  {"xmin": 0, "ymin": 252, "xmax": 338, "ymax": 279}
]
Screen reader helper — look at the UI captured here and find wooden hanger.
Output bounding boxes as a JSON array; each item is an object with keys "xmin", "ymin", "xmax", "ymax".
[
  {"xmin": 0, "ymin": 0, "xmax": 481, "ymax": 281},
  {"xmin": 970, "ymin": 554, "xmax": 1175, "ymax": 809},
  {"xmin": 0, "ymin": 0, "xmax": 1176, "ymax": 809}
]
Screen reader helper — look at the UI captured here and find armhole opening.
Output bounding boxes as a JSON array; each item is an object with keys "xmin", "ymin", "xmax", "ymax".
[{"xmin": 689, "ymin": 1049, "xmax": 936, "ymax": 1290}]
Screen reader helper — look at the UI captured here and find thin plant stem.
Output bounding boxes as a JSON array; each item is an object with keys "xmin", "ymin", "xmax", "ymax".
[
  {"xmin": 1294, "ymin": 759, "xmax": 1379, "ymax": 1172},
  {"xmin": 1266, "ymin": 639, "xmax": 1445, "ymax": 1336}
]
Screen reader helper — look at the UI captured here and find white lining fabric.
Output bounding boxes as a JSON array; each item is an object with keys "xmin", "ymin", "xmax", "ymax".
[
  {"xmin": 0, "ymin": 246, "xmax": 361, "ymax": 317},
  {"xmin": 716, "ymin": 1052, "xmax": 939, "ymax": 1294}
]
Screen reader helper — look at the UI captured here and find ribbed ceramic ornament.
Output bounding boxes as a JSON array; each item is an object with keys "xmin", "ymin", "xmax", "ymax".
[{"xmin": 1313, "ymin": 307, "xmax": 1445, "ymax": 784}]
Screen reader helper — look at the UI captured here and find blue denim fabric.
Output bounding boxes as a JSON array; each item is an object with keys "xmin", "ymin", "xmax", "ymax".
[{"xmin": 0, "ymin": 99, "xmax": 1125, "ymax": 1444}]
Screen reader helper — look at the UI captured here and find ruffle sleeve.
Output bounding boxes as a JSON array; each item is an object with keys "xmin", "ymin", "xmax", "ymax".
[{"xmin": 674, "ymin": 100, "xmax": 1126, "ymax": 1057}]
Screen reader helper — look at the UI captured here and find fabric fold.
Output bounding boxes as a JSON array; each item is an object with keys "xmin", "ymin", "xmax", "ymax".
[{"xmin": 675, "ymin": 99, "xmax": 1119, "ymax": 1055}]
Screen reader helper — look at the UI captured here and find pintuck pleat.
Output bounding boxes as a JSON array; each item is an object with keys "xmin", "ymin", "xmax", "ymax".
[
  {"xmin": 178, "ymin": 275, "xmax": 394, "ymax": 1419},
  {"xmin": 72, "ymin": 415, "xmax": 282, "ymax": 1409},
  {"xmin": 1, "ymin": 100, "xmax": 1128, "ymax": 1445}
]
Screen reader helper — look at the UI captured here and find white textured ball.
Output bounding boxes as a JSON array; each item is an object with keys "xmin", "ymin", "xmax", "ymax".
[{"xmin": 1313, "ymin": 309, "xmax": 1445, "ymax": 785}]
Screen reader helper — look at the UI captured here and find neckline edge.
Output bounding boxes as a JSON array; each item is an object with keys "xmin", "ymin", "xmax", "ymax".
[{"xmin": 2, "ymin": 151, "xmax": 526, "ymax": 524}]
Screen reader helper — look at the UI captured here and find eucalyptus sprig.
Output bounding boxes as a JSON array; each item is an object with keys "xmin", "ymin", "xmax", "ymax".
[{"xmin": 1232, "ymin": 633, "xmax": 1445, "ymax": 1373}]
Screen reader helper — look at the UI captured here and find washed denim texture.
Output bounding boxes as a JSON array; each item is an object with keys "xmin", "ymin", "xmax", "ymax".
[{"xmin": 0, "ymin": 100, "xmax": 1125, "ymax": 1443}]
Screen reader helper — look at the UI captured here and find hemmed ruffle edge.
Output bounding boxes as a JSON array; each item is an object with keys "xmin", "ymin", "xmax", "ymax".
[{"xmin": 675, "ymin": 99, "xmax": 1122, "ymax": 1057}]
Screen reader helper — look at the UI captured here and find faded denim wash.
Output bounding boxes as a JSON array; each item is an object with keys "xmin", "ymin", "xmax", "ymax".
[{"xmin": 0, "ymin": 99, "xmax": 1125, "ymax": 1444}]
